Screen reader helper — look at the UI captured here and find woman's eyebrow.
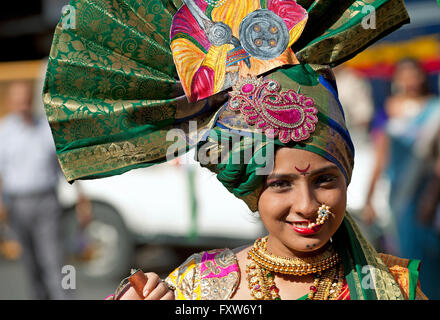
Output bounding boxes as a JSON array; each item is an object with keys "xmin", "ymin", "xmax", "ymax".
[{"xmin": 267, "ymin": 165, "xmax": 339, "ymax": 180}]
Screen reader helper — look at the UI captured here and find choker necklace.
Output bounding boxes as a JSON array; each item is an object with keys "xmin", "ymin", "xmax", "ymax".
[
  {"xmin": 246, "ymin": 237, "xmax": 344, "ymax": 300},
  {"xmin": 248, "ymin": 237, "xmax": 340, "ymax": 276}
]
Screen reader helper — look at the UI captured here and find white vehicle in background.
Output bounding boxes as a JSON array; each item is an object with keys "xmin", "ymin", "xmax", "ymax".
[{"xmin": 57, "ymin": 149, "xmax": 265, "ymax": 280}]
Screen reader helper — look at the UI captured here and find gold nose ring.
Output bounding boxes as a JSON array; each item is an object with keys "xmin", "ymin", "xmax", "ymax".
[{"xmin": 308, "ymin": 204, "xmax": 334, "ymax": 228}]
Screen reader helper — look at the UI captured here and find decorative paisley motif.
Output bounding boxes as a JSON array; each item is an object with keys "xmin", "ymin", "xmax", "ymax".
[{"xmin": 228, "ymin": 76, "xmax": 318, "ymax": 143}]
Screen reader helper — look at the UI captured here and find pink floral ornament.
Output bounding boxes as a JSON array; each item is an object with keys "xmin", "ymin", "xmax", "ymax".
[{"xmin": 228, "ymin": 77, "xmax": 318, "ymax": 143}]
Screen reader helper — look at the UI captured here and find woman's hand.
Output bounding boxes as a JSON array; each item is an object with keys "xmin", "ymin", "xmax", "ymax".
[{"xmin": 119, "ymin": 272, "xmax": 175, "ymax": 300}]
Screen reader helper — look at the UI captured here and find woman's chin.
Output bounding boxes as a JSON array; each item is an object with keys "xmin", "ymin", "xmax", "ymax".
[{"xmin": 279, "ymin": 225, "xmax": 332, "ymax": 254}]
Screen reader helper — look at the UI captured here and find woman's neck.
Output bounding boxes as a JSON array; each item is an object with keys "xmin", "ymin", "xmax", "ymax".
[{"xmin": 265, "ymin": 235, "xmax": 330, "ymax": 260}]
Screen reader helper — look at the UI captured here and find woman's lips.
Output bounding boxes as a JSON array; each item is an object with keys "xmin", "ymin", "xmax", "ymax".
[{"xmin": 287, "ymin": 221, "xmax": 322, "ymax": 235}]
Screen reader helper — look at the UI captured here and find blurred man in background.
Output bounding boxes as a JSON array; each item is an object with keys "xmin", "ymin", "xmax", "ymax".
[{"xmin": 0, "ymin": 80, "xmax": 90, "ymax": 299}]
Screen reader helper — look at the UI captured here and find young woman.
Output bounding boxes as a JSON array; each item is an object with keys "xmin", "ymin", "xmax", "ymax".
[
  {"xmin": 42, "ymin": 0, "xmax": 423, "ymax": 300},
  {"xmin": 117, "ymin": 147, "xmax": 354, "ymax": 300},
  {"xmin": 115, "ymin": 142, "xmax": 427, "ymax": 300}
]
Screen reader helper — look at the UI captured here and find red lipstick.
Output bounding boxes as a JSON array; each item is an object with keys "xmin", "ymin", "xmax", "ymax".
[{"xmin": 287, "ymin": 221, "xmax": 322, "ymax": 235}]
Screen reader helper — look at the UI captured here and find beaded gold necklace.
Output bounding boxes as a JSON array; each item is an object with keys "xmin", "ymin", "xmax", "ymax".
[
  {"xmin": 249, "ymin": 237, "xmax": 341, "ymax": 275},
  {"xmin": 246, "ymin": 237, "xmax": 344, "ymax": 300}
]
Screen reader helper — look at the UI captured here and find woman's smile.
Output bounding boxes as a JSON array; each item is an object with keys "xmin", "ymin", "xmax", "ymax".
[{"xmin": 286, "ymin": 221, "xmax": 324, "ymax": 235}]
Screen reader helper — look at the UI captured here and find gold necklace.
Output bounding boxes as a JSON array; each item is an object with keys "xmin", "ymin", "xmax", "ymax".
[
  {"xmin": 246, "ymin": 237, "xmax": 344, "ymax": 300},
  {"xmin": 308, "ymin": 263, "xmax": 345, "ymax": 300},
  {"xmin": 246, "ymin": 262, "xmax": 280, "ymax": 300},
  {"xmin": 248, "ymin": 237, "xmax": 341, "ymax": 276}
]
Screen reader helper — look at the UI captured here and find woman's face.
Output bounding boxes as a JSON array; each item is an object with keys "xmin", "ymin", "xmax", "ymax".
[
  {"xmin": 258, "ymin": 147, "xmax": 347, "ymax": 257},
  {"xmin": 394, "ymin": 62, "xmax": 426, "ymax": 96}
]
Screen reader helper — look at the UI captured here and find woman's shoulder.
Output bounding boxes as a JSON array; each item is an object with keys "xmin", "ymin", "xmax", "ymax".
[
  {"xmin": 170, "ymin": 245, "xmax": 252, "ymax": 272},
  {"xmin": 378, "ymin": 253, "xmax": 428, "ymax": 300},
  {"xmin": 176, "ymin": 247, "xmax": 239, "ymax": 268},
  {"xmin": 165, "ymin": 247, "xmax": 242, "ymax": 300}
]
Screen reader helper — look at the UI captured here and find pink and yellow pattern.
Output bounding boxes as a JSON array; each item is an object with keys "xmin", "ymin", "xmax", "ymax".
[{"xmin": 165, "ymin": 248, "xmax": 240, "ymax": 300}]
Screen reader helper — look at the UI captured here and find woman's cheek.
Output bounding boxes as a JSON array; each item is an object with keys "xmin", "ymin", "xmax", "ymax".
[
  {"xmin": 258, "ymin": 191, "xmax": 287, "ymax": 226},
  {"xmin": 328, "ymin": 189, "xmax": 347, "ymax": 227},
  {"xmin": 260, "ymin": 191, "xmax": 290, "ymax": 214}
]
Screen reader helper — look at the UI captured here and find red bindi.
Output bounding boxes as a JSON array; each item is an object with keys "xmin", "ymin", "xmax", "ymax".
[{"xmin": 295, "ymin": 164, "xmax": 311, "ymax": 175}]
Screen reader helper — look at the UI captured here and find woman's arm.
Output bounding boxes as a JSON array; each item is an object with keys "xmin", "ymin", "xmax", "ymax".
[{"xmin": 363, "ymin": 126, "xmax": 390, "ymax": 225}]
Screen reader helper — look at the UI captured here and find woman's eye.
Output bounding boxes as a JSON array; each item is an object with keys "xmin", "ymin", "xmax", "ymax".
[
  {"xmin": 315, "ymin": 174, "xmax": 336, "ymax": 185},
  {"xmin": 267, "ymin": 180, "xmax": 291, "ymax": 189}
]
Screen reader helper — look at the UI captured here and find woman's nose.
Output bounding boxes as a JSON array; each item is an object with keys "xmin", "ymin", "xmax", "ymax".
[{"xmin": 291, "ymin": 184, "xmax": 318, "ymax": 219}]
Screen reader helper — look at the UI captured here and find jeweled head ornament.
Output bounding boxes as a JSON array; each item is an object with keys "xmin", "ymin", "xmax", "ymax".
[{"xmin": 228, "ymin": 76, "xmax": 318, "ymax": 143}]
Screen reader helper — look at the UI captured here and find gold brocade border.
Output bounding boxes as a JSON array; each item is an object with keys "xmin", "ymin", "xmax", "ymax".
[
  {"xmin": 44, "ymin": 93, "xmax": 178, "ymax": 128},
  {"xmin": 344, "ymin": 213, "xmax": 405, "ymax": 300},
  {"xmin": 57, "ymin": 109, "xmax": 220, "ymax": 182},
  {"xmin": 379, "ymin": 253, "xmax": 410, "ymax": 299},
  {"xmin": 346, "ymin": 250, "xmax": 366, "ymax": 300}
]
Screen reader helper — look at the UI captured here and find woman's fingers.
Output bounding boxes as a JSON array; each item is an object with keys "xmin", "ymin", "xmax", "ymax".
[
  {"xmin": 117, "ymin": 272, "xmax": 175, "ymax": 300},
  {"xmin": 144, "ymin": 280, "xmax": 170, "ymax": 300},
  {"xmin": 160, "ymin": 290, "xmax": 175, "ymax": 300},
  {"xmin": 142, "ymin": 272, "xmax": 160, "ymax": 297},
  {"xmin": 118, "ymin": 285, "xmax": 143, "ymax": 300}
]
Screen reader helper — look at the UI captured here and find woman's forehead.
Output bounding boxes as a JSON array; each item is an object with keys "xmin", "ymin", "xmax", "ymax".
[{"xmin": 273, "ymin": 148, "xmax": 336, "ymax": 172}]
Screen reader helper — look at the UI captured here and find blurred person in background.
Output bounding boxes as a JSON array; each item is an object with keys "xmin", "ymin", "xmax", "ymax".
[
  {"xmin": 334, "ymin": 65, "xmax": 374, "ymax": 131},
  {"xmin": 333, "ymin": 65, "xmax": 388, "ymax": 250},
  {"xmin": 363, "ymin": 58, "xmax": 440, "ymax": 299},
  {"xmin": 0, "ymin": 80, "xmax": 91, "ymax": 299}
]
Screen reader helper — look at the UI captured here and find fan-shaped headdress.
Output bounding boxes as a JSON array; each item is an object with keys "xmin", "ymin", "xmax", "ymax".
[{"xmin": 44, "ymin": 0, "xmax": 409, "ymax": 210}]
